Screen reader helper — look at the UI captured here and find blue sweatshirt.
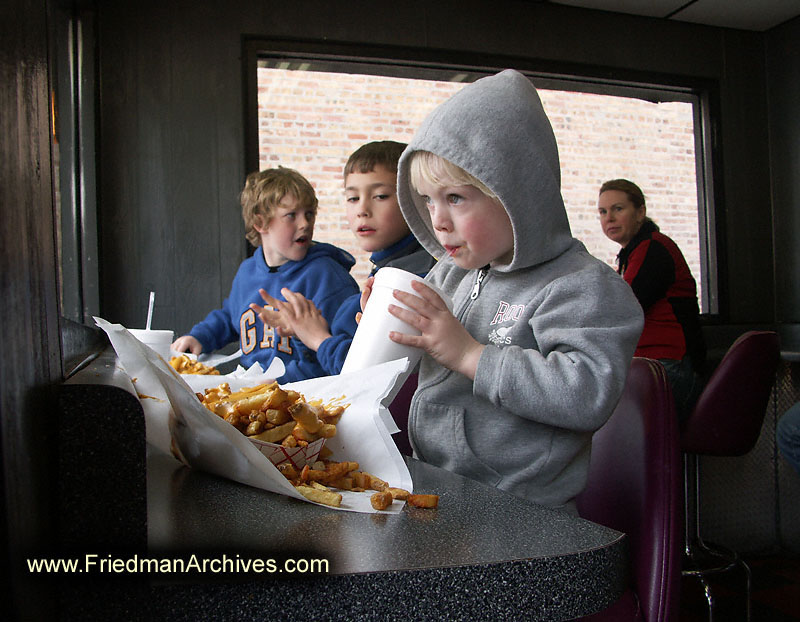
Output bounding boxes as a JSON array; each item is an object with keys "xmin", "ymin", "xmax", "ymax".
[
  {"xmin": 189, "ymin": 242, "xmax": 359, "ymax": 382},
  {"xmin": 315, "ymin": 234, "xmax": 435, "ymax": 375}
]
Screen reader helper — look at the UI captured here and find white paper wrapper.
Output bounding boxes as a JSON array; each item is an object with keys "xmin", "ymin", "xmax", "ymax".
[
  {"xmin": 95, "ymin": 317, "xmax": 413, "ymax": 513},
  {"xmin": 197, "ymin": 348, "xmax": 243, "ymax": 367}
]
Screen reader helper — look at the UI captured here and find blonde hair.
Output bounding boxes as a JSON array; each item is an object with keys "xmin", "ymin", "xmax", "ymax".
[
  {"xmin": 409, "ymin": 151, "xmax": 497, "ymax": 200},
  {"xmin": 240, "ymin": 167, "xmax": 318, "ymax": 246}
]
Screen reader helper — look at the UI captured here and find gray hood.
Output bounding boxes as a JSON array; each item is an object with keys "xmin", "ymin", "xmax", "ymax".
[{"xmin": 397, "ymin": 69, "xmax": 573, "ymax": 273}]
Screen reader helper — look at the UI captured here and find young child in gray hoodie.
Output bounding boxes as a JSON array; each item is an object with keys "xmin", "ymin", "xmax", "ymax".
[{"xmin": 377, "ymin": 69, "xmax": 644, "ymax": 513}]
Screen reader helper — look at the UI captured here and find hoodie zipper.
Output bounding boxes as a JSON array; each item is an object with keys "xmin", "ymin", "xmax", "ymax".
[
  {"xmin": 411, "ymin": 265, "xmax": 489, "ymax": 450},
  {"xmin": 470, "ymin": 266, "xmax": 489, "ymax": 300}
]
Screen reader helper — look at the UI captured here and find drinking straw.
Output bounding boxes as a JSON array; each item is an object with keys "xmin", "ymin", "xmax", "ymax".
[{"xmin": 146, "ymin": 291, "xmax": 155, "ymax": 330}]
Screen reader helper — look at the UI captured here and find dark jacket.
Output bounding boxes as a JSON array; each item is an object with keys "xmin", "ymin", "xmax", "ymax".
[{"xmin": 618, "ymin": 219, "xmax": 706, "ymax": 372}]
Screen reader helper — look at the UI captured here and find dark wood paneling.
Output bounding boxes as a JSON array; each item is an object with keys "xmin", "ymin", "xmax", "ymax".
[
  {"xmin": 98, "ymin": 0, "xmax": 250, "ymax": 336},
  {"xmin": 767, "ymin": 17, "xmax": 800, "ymax": 325},
  {"xmin": 425, "ymin": 0, "xmax": 725, "ymax": 78},
  {"xmin": 716, "ymin": 29, "xmax": 773, "ymax": 323},
  {"xmin": 0, "ymin": 0, "xmax": 62, "ymax": 618},
  {"xmin": 166, "ymin": 2, "xmax": 243, "ymax": 334}
]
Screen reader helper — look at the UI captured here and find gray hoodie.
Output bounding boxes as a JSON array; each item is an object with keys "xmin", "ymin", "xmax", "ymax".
[{"xmin": 397, "ymin": 69, "xmax": 644, "ymax": 511}]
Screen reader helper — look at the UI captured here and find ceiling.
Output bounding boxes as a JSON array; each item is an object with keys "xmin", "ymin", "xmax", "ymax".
[{"xmin": 546, "ymin": 0, "xmax": 800, "ymax": 31}]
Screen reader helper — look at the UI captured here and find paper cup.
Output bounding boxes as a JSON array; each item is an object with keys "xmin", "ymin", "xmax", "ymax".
[
  {"xmin": 341, "ymin": 267, "xmax": 452, "ymax": 374},
  {"xmin": 129, "ymin": 329, "xmax": 174, "ymax": 361}
]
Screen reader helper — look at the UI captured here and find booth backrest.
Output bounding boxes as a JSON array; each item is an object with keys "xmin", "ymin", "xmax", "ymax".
[
  {"xmin": 577, "ymin": 358, "xmax": 682, "ymax": 622},
  {"xmin": 388, "ymin": 373, "xmax": 417, "ymax": 456},
  {"xmin": 681, "ymin": 331, "xmax": 780, "ymax": 456}
]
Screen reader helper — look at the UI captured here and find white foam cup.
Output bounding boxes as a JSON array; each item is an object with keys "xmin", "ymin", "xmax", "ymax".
[
  {"xmin": 129, "ymin": 329, "xmax": 175, "ymax": 361},
  {"xmin": 341, "ymin": 267, "xmax": 452, "ymax": 374}
]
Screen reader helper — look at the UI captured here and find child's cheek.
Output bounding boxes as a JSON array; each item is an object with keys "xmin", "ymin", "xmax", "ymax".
[{"xmin": 456, "ymin": 218, "xmax": 486, "ymax": 248}]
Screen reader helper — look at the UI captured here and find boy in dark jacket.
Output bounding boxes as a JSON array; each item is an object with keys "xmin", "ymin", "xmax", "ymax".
[{"xmin": 252, "ymin": 141, "xmax": 434, "ymax": 375}]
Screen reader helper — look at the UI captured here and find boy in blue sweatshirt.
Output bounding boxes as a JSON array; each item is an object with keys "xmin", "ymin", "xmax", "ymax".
[
  {"xmin": 172, "ymin": 167, "xmax": 359, "ymax": 382},
  {"xmin": 251, "ymin": 141, "xmax": 435, "ymax": 375}
]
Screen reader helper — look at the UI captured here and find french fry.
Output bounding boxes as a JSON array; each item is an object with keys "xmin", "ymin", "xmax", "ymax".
[
  {"xmin": 203, "ymin": 382, "xmax": 230, "ymax": 398},
  {"xmin": 198, "ymin": 382, "xmax": 347, "ymax": 444},
  {"xmin": 249, "ymin": 421, "xmax": 296, "ymax": 443},
  {"xmin": 350, "ymin": 471, "xmax": 371, "ymax": 490},
  {"xmin": 326, "ymin": 461, "xmax": 358, "ymax": 481},
  {"xmin": 227, "ymin": 383, "xmax": 276, "ymax": 402},
  {"xmin": 328, "ymin": 476, "xmax": 354, "ymax": 490},
  {"xmin": 264, "ymin": 408, "xmax": 291, "ymax": 425},
  {"xmin": 295, "ymin": 485, "xmax": 342, "ymax": 507},
  {"xmin": 320, "ymin": 404, "xmax": 345, "ymax": 424},
  {"xmin": 289, "ymin": 401, "xmax": 324, "ymax": 433},
  {"xmin": 370, "ymin": 490, "xmax": 393, "ymax": 510},
  {"xmin": 349, "ymin": 471, "xmax": 388, "ymax": 491},
  {"xmin": 262, "ymin": 386, "xmax": 291, "ymax": 410},
  {"xmin": 231, "ymin": 392, "xmax": 272, "ymax": 415},
  {"xmin": 213, "ymin": 402, "xmax": 236, "ymax": 418},
  {"xmin": 292, "ymin": 424, "xmax": 319, "ymax": 443},
  {"xmin": 388, "ymin": 487, "xmax": 410, "ymax": 501},
  {"xmin": 407, "ymin": 494, "xmax": 439, "ymax": 509},
  {"xmin": 299, "ymin": 465, "xmax": 321, "ymax": 483},
  {"xmin": 283, "ymin": 462, "xmax": 440, "ymax": 510},
  {"xmin": 278, "ymin": 463, "xmax": 299, "ymax": 481},
  {"xmin": 245, "ymin": 420, "xmax": 264, "ymax": 436},
  {"xmin": 301, "ymin": 461, "xmax": 358, "ymax": 485},
  {"xmin": 317, "ymin": 423, "xmax": 337, "ymax": 438},
  {"xmin": 368, "ymin": 473, "xmax": 388, "ymax": 492},
  {"xmin": 169, "ymin": 355, "xmax": 221, "ymax": 375}
]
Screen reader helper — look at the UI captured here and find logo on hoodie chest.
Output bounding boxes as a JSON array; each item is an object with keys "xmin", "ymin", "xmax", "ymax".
[{"xmin": 488, "ymin": 300, "xmax": 526, "ymax": 345}]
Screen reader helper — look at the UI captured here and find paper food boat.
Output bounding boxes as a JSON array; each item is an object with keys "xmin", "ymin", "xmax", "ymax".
[
  {"xmin": 180, "ymin": 363, "xmax": 327, "ymax": 469},
  {"xmin": 95, "ymin": 318, "xmax": 413, "ymax": 513},
  {"xmin": 250, "ymin": 436, "xmax": 324, "ymax": 469}
]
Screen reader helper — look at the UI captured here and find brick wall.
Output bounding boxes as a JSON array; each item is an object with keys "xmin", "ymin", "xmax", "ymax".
[{"xmin": 257, "ymin": 68, "xmax": 702, "ymax": 303}]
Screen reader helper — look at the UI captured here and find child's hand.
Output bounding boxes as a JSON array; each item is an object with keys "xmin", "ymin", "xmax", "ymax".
[
  {"xmin": 388, "ymin": 280, "xmax": 484, "ymax": 380},
  {"xmin": 249, "ymin": 288, "xmax": 331, "ymax": 352},
  {"xmin": 250, "ymin": 289, "xmax": 292, "ymax": 335},
  {"xmin": 357, "ymin": 276, "xmax": 375, "ymax": 324},
  {"xmin": 275, "ymin": 288, "xmax": 331, "ymax": 352},
  {"xmin": 172, "ymin": 335, "xmax": 202, "ymax": 355}
]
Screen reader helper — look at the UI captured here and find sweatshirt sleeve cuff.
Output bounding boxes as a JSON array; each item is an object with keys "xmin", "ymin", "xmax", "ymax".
[
  {"xmin": 188, "ymin": 329, "xmax": 215, "ymax": 354},
  {"xmin": 473, "ymin": 344, "xmax": 504, "ymax": 403},
  {"xmin": 316, "ymin": 337, "xmax": 334, "ymax": 368}
]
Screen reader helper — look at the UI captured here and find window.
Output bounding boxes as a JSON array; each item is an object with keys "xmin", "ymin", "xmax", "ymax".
[{"xmin": 246, "ymin": 49, "xmax": 716, "ymax": 313}]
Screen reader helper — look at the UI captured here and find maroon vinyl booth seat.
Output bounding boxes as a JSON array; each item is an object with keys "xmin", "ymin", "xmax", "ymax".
[
  {"xmin": 680, "ymin": 330, "xmax": 780, "ymax": 620},
  {"xmin": 577, "ymin": 358, "xmax": 683, "ymax": 622},
  {"xmin": 388, "ymin": 373, "xmax": 417, "ymax": 456}
]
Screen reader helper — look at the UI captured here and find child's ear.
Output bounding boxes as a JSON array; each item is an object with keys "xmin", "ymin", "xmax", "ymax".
[{"xmin": 253, "ymin": 214, "xmax": 270, "ymax": 234}]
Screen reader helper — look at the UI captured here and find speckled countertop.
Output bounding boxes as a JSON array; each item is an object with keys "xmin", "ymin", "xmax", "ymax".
[{"xmin": 57, "ymin": 348, "xmax": 628, "ymax": 621}]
